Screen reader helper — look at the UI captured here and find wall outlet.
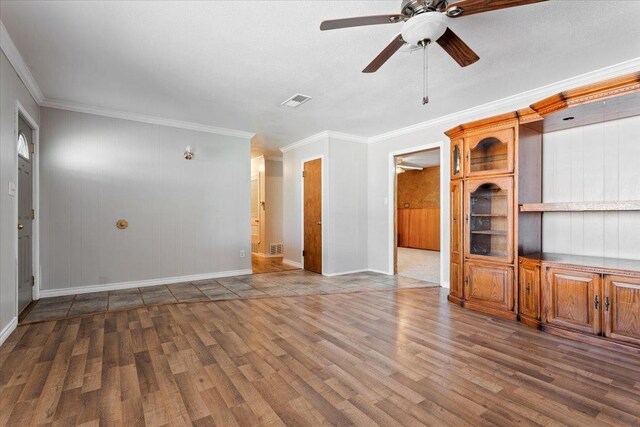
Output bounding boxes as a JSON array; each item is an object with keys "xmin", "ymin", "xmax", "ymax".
[{"xmin": 240, "ymin": 250, "xmax": 245, "ymax": 258}]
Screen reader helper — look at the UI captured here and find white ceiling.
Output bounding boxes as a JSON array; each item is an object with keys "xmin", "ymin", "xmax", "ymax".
[
  {"xmin": 398, "ymin": 149, "xmax": 440, "ymax": 168},
  {"xmin": 2, "ymin": 1, "xmax": 640, "ymax": 155}
]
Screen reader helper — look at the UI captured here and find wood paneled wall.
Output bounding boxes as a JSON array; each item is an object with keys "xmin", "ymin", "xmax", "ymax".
[
  {"xmin": 397, "ymin": 208, "xmax": 440, "ymax": 251},
  {"xmin": 542, "ymin": 115, "xmax": 640, "ymax": 259},
  {"xmin": 397, "ymin": 167, "xmax": 440, "ymax": 208}
]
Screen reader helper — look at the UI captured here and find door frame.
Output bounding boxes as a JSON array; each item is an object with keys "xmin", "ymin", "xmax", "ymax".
[
  {"xmin": 387, "ymin": 141, "xmax": 447, "ymax": 286},
  {"xmin": 300, "ymin": 155, "xmax": 325, "ymax": 275},
  {"xmin": 15, "ymin": 100, "xmax": 40, "ymax": 310}
]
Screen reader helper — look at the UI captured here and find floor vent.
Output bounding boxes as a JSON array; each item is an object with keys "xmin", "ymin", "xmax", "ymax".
[{"xmin": 269, "ymin": 243, "xmax": 283, "ymax": 255}]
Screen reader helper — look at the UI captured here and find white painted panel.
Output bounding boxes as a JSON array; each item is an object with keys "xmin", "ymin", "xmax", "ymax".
[
  {"xmin": 542, "ymin": 115, "xmax": 640, "ymax": 259},
  {"xmin": 39, "ymin": 107, "xmax": 251, "ymax": 290}
]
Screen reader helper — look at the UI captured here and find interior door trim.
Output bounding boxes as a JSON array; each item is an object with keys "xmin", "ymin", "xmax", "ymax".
[{"xmin": 15, "ymin": 100, "xmax": 41, "ymax": 315}]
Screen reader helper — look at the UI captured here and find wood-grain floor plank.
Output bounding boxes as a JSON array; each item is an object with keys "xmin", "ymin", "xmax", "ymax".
[{"xmin": 2, "ymin": 287, "xmax": 639, "ymax": 426}]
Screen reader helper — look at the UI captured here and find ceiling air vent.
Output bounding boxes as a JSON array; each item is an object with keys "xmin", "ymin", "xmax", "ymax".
[{"xmin": 281, "ymin": 93, "xmax": 312, "ymax": 108}]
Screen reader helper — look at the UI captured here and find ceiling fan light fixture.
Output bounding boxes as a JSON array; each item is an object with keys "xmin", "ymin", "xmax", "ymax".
[
  {"xmin": 401, "ymin": 12, "xmax": 447, "ymax": 47},
  {"xmin": 445, "ymin": 6, "xmax": 464, "ymax": 17}
]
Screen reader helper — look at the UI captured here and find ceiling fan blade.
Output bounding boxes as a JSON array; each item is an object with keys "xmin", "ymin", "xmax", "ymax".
[
  {"xmin": 320, "ymin": 14, "xmax": 406, "ymax": 31},
  {"xmin": 436, "ymin": 28, "xmax": 479, "ymax": 67},
  {"xmin": 363, "ymin": 34, "xmax": 405, "ymax": 73},
  {"xmin": 445, "ymin": 0, "xmax": 547, "ymax": 18}
]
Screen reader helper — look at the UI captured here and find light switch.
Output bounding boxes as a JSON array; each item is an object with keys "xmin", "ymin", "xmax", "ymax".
[{"xmin": 8, "ymin": 180, "xmax": 16, "ymax": 196}]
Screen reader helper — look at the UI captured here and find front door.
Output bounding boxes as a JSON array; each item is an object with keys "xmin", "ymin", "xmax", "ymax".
[
  {"xmin": 303, "ymin": 159, "xmax": 322, "ymax": 274},
  {"xmin": 17, "ymin": 116, "xmax": 34, "ymax": 313}
]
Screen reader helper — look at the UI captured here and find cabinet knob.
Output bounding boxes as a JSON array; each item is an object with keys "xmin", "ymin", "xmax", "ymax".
[{"xmin": 18, "ymin": 223, "xmax": 24, "ymax": 230}]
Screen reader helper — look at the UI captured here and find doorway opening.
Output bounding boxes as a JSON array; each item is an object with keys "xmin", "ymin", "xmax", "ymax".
[
  {"xmin": 250, "ymin": 155, "xmax": 295, "ymax": 274},
  {"xmin": 17, "ymin": 113, "xmax": 35, "ymax": 315},
  {"xmin": 394, "ymin": 148, "xmax": 441, "ymax": 284}
]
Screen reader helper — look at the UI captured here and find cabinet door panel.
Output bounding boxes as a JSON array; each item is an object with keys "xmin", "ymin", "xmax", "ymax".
[
  {"xmin": 465, "ymin": 262, "xmax": 514, "ymax": 311},
  {"xmin": 604, "ymin": 275, "xmax": 640, "ymax": 346},
  {"xmin": 451, "ymin": 138, "xmax": 464, "ymax": 180},
  {"xmin": 464, "ymin": 127, "xmax": 515, "ymax": 177},
  {"xmin": 519, "ymin": 261, "xmax": 540, "ymax": 320},
  {"xmin": 543, "ymin": 268, "xmax": 601, "ymax": 335},
  {"xmin": 464, "ymin": 177, "xmax": 514, "ymax": 264},
  {"xmin": 450, "ymin": 259, "xmax": 463, "ymax": 299}
]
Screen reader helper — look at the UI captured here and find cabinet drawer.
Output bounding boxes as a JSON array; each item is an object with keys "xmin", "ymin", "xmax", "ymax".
[
  {"xmin": 543, "ymin": 267, "xmax": 601, "ymax": 335},
  {"xmin": 604, "ymin": 275, "xmax": 640, "ymax": 346},
  {"xmin": 464, "ymin": 262, "xmax": 514, "ymax": 312},
  {"xmin": 519, "ymin": 260, "xmax": 541, "ymax": 320}
]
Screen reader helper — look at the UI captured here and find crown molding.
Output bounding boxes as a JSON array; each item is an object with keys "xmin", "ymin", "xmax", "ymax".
[
  {"xmin": 279, "ymin": 131, "xmax": 330, "ymax": 153},
  {"xmin": 326, "ymin": 131, "xmax": 369, "ymax": 144},
  {"xmin": 40, "ymin": 98, "xmax": 255, "ymax": 139},
  {"xmin": 279, "ymin": 130, "xmax": 369, "ymax": 153},
  {"xmin": 0, "ymin": 20, "xmax": 45, "ymax": 104},
  {"xmin": 368, "ymin": 57, "xmax": 640, "ymax": 143}
]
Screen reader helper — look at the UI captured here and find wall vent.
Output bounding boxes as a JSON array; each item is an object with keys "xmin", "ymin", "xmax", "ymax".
[
  {"xmin": 269, "ymin": 243, "xmax": 283, "ymax": 255},
  {"xmin": 281, "ymin": 94, "xmax": 312, "ymax": 108}
]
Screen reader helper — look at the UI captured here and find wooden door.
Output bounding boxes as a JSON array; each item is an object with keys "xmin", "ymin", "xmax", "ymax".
[
  {"xmin": 604, "ymin": 275, "xmax": 640, "ymax": 346},
  {"xmin": 543, "ymin": 267, "xmax": 601, "ymax": 335},
  {"xmin": 303, "ymin": 159, "xmax": 322, "ymax": 274},
  {"xmin": 450, "ymin": 138, "xmax": 464, "ymax": 180},
  {"xmin": 17, "ymin": 116, "xmax": 33, "ymax": 313},
  {"xmin": 464, "ymin": 176, "xmax": 514, "ymax": 264},
  {"xmin": 464, "ymin": 126, "xmax": 515, "ymax": 178},
  {"xmin": 450, "ymin": 180, "xmax": 463, "ymax": 298},
  {"xmin": 464, "ymin": 261, "xmax": 514, "ymax": 311},
  {"xmin": 519, "ymin": 260, "xmax": 540, "ymax": 320}
]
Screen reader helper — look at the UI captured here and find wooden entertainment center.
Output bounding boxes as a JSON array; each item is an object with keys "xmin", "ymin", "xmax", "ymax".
[{"xmin": 446, "ymin": 72, "xmax": 640, "ymax": 351}]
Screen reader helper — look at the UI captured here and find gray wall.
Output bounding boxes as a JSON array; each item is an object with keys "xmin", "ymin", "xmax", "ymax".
[
  {"xmin": 0, "ymin": 49, "xmax": 40, "ymax": 334},
  {"xmin": 264, "ymin": 159, "xmax": 283, "ymax": 252},
  {"xmin": 282, "ymin": 134, "xmax": 368, "ymax": 274},
  {"xmin": 542, "ymin": 115, "xmax": 640, "ymax": 258},
  {"xmin": 39, "ymin": 107, "xmax": 251, "ymax": 291}
]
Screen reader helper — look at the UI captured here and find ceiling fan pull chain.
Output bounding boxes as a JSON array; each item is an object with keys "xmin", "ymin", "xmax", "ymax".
[{"xmin": 422, "ymin": 41, "xmax": 429, "ymax": 105}]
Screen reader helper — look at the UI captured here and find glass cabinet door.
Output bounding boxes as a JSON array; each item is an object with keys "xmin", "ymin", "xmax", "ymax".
[
  {"xmin": 464, "ymin": 177, "xmax": 513, "ymax": 263},
  {"xmin": 464, "ymin": 128, "xmax": 514, "ymax": 177},
  {"xmin": 450, "ymin": 138, "xmax": 463, "ymax": 180}
]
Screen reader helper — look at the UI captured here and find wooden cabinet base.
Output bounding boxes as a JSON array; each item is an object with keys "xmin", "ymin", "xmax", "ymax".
[
  {"xmin": 541, "ymin": 323, "xmax": 640, "ymax": 355},
  {"xmin": 447, "ymin": 294, "xmax": 463, "ymax": 305},
  {"xmin": 463, "ymin": 300, "xmax": 517, "ymax": 320},
  {"xmin": 518, "ymin": 314, "xmax": 541, "ymax": 329}
]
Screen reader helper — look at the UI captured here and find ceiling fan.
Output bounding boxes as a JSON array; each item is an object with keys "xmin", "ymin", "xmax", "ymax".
[
  {"xmin": 321, "ymin": 0, "xmax": 547, "ymax": 103},
  {"xmin": 396, "ymin": 158, "xmax": 424, "ymax": 174}
]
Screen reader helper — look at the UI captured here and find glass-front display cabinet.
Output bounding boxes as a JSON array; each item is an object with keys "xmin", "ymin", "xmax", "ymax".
[
  {"xmin": 450, "ymin": 138, "xmax": 463, "ymax": 180},
  {"xmin": 464, "ymin": 127, "xmax": 514, "ymax": 177},
  {"xmin": 464, "ymin": 177, "xmax": 513, "ymax": 264}
]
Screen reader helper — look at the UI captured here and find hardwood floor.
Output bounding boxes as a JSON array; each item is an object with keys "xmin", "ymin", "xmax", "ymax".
[
  {"xmin": 2, "ymin": 288, "xmax": 639, "ymax": 426},
  {"xmin": 252, "ymin": 255, "xmax": 300, "ymax": 274}
]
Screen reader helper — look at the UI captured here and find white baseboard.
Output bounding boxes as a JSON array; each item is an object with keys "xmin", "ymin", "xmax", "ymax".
[
  {"xmin": 282, "ymin": 259, "xmax": 302, "ymax": 268},
  {"xmin": 324, "ymin": 269, "xmax": 369, "ymax": 277},
  {"xmin": 0, "ymin": 317, "xmax": 18, "ymax": 347},
  {"xmin": 252, "ymin": 253, "xmax": 284, "ymax": 259},
  {"xmin": 367, "ymin": 268, "xmax": 393, "ymax": 276},
  {"xmin": 39, "ymin": 269, "xmax": 253, "ymax": 298}
]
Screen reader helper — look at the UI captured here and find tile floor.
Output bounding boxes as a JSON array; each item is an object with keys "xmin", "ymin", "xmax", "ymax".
[{"xmin": 21, "ymin": 270, "xmax": 438, "ymax": 324}]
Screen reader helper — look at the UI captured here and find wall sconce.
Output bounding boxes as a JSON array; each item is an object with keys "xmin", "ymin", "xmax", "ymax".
[{"xmin": 184, "ymin": 145, "xmax": 193, "ymax": 160}]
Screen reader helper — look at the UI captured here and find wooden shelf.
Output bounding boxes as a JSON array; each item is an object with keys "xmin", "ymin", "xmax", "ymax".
[
  {"xmin": 519, "ymin": 201, "xmax": 640, "ymax": 212},
  {"xmin": 471, "ymin": 230, "xmax": 507, "ymax": 235},
  {"xmin": 471, "ymin": 214, "xmax": 507, "ymax": 217}
]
